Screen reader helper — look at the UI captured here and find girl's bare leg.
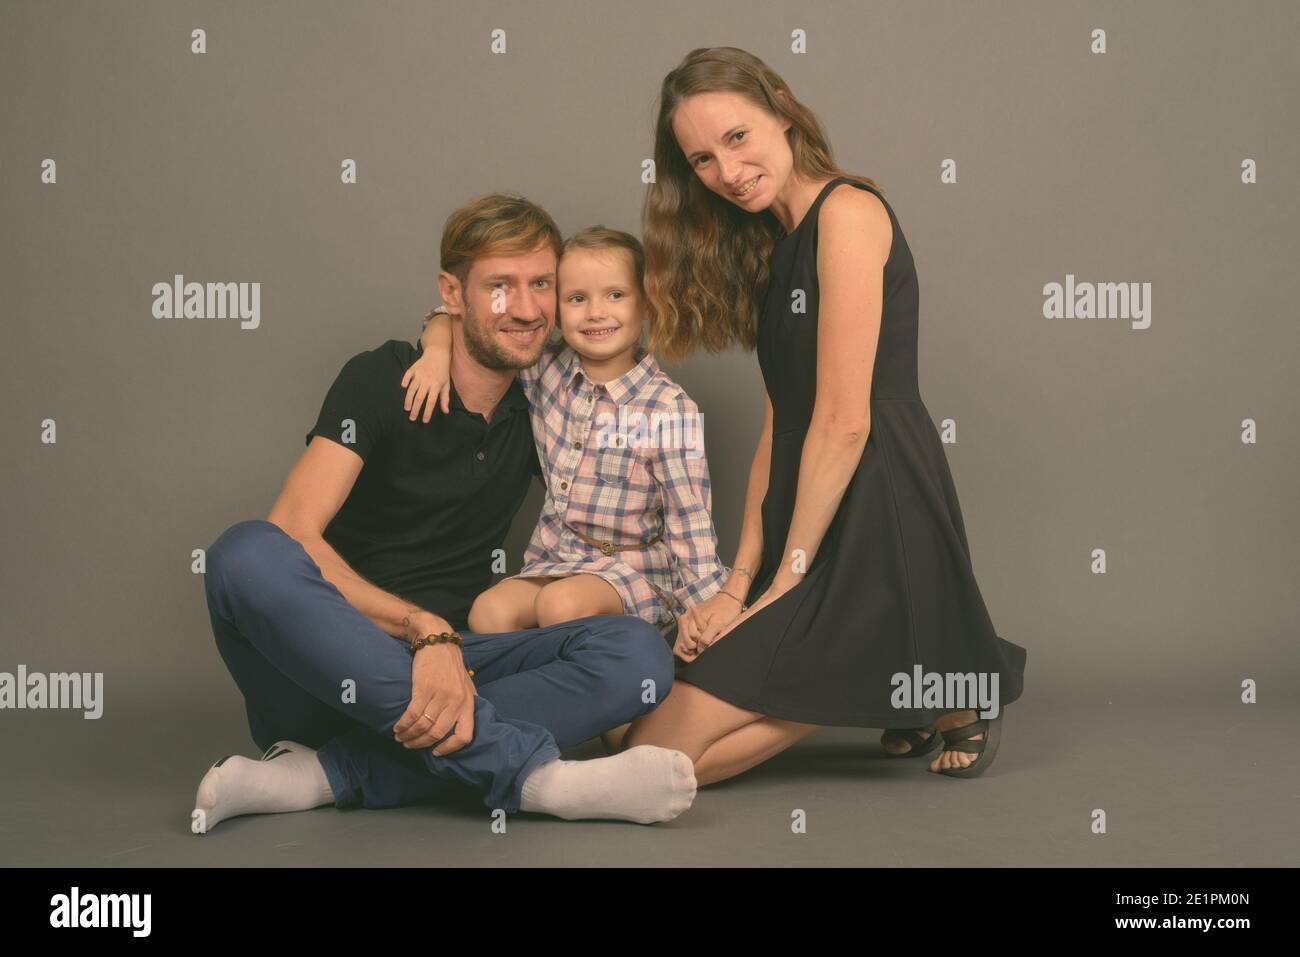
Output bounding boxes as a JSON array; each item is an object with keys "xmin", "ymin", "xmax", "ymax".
[
  {"xmin": 534, "ymin": 573, "xmax": 624, "ymax": 627},
  {"xmin": 466, "ymin": 577, "xmax": 555, "ymax": 632}
]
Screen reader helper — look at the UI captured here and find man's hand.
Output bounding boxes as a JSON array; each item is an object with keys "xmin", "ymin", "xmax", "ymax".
[{"xmin": 393, "ymin": 614, "xmax": 476, "ymax": 754}]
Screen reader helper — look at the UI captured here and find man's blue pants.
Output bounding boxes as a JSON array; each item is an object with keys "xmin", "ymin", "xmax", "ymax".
[{"xmin": 203, "ymin": 520, "xmax": 674, "ymax": 814}]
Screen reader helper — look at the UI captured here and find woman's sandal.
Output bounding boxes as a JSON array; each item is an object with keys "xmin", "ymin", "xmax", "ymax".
[
  {"xmin": 934, "ymin": 714, "xmax": 1003, "ymax": 778},
  {"xmin": 881, "ymin": 725, "xmax": 942, "ymax": 758}
]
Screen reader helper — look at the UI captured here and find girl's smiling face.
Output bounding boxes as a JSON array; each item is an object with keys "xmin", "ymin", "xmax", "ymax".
[{"xmin": 556, "ymin": 246, "xmax": 644, "ymax": 360}]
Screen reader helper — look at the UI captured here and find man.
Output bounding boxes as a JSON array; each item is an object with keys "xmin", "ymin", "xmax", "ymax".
[{"xmin": 192, "ymin": 193, "xmax": 696, "ymax": 832}]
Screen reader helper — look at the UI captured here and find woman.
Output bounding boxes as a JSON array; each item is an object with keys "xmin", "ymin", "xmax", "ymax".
[{"xmin": 623, "ymin": 47, "xmax": 1028, "ymax": 782}]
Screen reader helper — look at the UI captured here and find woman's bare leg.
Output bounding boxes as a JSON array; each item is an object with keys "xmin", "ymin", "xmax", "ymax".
[
  {"xmin": 626, "ymin": 681, "xmax": 822, "ymax": 785},
  {"xmin": 624, "ymin": 680, "xmax": 759, "ymax": 757},
  {"xmin": 600, "ymin": 723, "xmax": 631, "ymax": 754},
  {"xmin": 692, "ymin": 717, "xmax": 821, "ymax": 785},
  {"xmin": 534, "ymin": 574, "xmax": 624, "ymax": 627}
]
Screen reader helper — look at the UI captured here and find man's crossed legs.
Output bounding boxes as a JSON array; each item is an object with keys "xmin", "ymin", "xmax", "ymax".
[{"xmin": 192, "ymin": 520, "xmax": 695, "ymax": 831}]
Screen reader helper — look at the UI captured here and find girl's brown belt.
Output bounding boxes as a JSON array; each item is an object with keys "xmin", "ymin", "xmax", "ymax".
[{"xmin": 563, "ymin": 521, "xmax": 681, "ymax": 627}]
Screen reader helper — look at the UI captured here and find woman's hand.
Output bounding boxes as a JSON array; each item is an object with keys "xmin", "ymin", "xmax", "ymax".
[
  {"xmin": 674, "ymin": 582, "xmax": 790, "ymax": 661},
  {"xmin": 674, "ymin": 590, "xmax": 742, "ymax": 659}
]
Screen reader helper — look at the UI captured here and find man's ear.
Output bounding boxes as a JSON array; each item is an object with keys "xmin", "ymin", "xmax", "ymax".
[{"xmin": 436, "ymin": 269, "xmax": 465, "ymax": 315}]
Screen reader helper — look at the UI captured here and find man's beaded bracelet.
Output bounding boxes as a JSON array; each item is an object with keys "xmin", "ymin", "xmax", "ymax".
[{"xmin": 407, "ymin": 630, "xmax": 463, "ymax": 655}]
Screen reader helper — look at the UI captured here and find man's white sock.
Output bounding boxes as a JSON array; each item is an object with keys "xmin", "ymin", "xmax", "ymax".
[
  {"xmin": 192, "ymin": 740, "xmax": 335, "ymax": 834},
  {"xmin": 519, "ymin": 745, "xmax": 697, "ymax": 824}
]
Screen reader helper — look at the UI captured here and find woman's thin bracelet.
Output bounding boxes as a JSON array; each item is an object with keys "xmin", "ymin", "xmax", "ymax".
[{"xmin": 716, "ymin": 591, "xmax": 747, "ymax": 611}]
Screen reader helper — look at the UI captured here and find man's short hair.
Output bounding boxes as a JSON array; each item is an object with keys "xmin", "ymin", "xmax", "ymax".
[{"xmin": 440, "ymin": 193, "xmax": 564, "ymax": 289}]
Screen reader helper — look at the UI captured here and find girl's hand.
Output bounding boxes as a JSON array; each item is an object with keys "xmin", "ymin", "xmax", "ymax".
[
  {"xmin": 400, "ymin": 354, "xmax": 451, "ymax": 423},
  {"xmin": 673, "ymin": 604, "xmax": 723, "ymax": 662},
  {"xmin": 673, "ymin": 611, "xmax": 704, "ymax": 662}
]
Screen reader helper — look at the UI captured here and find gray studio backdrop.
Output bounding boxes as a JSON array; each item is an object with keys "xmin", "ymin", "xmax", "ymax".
[{"xmin": 2, "ymin": 0, "xmax": 1297, "ymax": 726}]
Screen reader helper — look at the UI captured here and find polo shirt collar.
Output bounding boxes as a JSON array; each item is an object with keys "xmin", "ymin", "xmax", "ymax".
[
  {"xmin": 447, "ymin": 371, "xmax": 529, "ymax": 415},
  {"xmin": 558, "ymin": 344, "xmax": 659, "ymax": 406}
]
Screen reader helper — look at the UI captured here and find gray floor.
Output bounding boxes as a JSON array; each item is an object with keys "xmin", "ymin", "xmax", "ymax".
[{"xmin": 2, "ymin": 693, "xmax": 1296, "ymax": 867}]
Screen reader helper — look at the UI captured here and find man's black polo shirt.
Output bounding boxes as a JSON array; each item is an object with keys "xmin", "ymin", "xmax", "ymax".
[{"xmin": 305, "ymin": 339, "xmax": 540, "ymax": 630}]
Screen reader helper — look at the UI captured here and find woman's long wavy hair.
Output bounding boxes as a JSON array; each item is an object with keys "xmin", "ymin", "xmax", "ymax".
[{"xmin": 643, "ymin": 47, "xmax": 882, "ymax": 364}]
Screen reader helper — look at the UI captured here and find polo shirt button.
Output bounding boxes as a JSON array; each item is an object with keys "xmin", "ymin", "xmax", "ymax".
[
  {"xmin": 560, "ymin": 481, "xmax": 568, "ymax": 490},
  {"xmin": 573, "ymin": 441, "xmax": 581, "ymax": 449},
  {"xmin": 476, "ymin": 451, "xmax": 485, "ymax": 461}
]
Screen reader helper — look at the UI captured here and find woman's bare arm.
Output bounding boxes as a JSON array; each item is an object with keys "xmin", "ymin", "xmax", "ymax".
[
  {"xmin": 671, "ymin": 384, "xmax": 771, "ymax": 657},
  {"xmin": 767, "ymin": 185, "xmax": 892, "ymax": 594},
  {"xmin": 727, "ymin": 384, "xmax": 774, "ymax": 593}
]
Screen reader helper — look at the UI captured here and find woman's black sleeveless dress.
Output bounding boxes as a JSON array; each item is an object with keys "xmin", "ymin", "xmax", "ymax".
[{"xmin": 678, "ymin": 176, "xmax": 1027, "ymax": 726}]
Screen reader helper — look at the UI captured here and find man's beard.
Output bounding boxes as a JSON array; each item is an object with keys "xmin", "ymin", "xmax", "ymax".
[{"xmin": 459, "ymin": 298, "xmax": 544, "ymax": 372}]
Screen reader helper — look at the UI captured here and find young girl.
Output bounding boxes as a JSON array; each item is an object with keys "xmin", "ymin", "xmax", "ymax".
[{"xmin": 401, "ymin": 226, "xmax": 743, "ymax": 645}]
